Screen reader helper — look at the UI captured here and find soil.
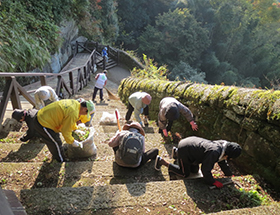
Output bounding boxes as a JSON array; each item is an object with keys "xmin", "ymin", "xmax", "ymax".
[{"xmin": 1, "ymin": 66, "xmax": 280, "ymax": 214}]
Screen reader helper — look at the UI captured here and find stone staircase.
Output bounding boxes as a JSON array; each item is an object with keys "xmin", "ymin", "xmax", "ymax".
[
  {"xmin": 1, "ymin": 90, "xmax": 280, "ymax": 214},
  {"xmin": 1, "ymin": 57, "xmax": 280, "ymax": 214}
]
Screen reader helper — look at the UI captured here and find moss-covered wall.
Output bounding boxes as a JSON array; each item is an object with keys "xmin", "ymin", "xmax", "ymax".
[
  {"xmin": 118, "ymin": 77, "xmax": 280, "ymax": 190},
  {"xmin": 118, "ymin": 50, "xmax": 144, "ymax": 71}
]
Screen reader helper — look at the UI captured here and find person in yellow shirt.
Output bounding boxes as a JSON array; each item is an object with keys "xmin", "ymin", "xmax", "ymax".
[{"xmin": 33, "ymin": 99, "xmax": 95, "ymax": 162}]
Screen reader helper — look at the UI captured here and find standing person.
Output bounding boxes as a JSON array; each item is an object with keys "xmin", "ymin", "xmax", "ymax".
[
  {"xmin": 12, "ymin": 99, "xmax": 95, "ymax": 162},
  {"xmin": 155, "ymin": 136, "xmax": 242, "ymax": 188},
  {"xmin": 108, "ymin": 122, "xmax": 158, "ymax": 168},
  {"xmin": 92, "ymin": 70, "xmax": 107, "ymax": 103},
  {"xmin": 102, "ymin": 47, "xmax": 108, "ymax": 63},
  {"xmin": 12, "ymin": 109, "xmax": 38, "ymax": 142},
  {"xmin": 125, "ymin": 92, "xmax": 152, "ymax": 127},
  {"xmin": 34, "ymin": 86, "xmax": 59, "ymax": 110},
  {"xmin": 158, "ymin": 97, "xmax": 198, "ymax": 137}
]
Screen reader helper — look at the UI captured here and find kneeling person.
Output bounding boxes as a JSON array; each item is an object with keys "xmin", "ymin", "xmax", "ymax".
[
  {"xmin": 155, "ymin": 136, "xmax": 242, "ymax": 188},
  {"xmin": 108, "ymin": 122, "xmax": 158, "ymax": 168}
]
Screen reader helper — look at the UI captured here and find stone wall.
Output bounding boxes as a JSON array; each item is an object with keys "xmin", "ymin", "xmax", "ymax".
[
  {"xmin": 118, "ymin": 50, "xmax": 144, "ymax": 71},
  {"xmin": 31, "ymin": 19, "xmax": 79, "ymax": 74},
  {"xmin": 118, "ymin": 77, "xmax": 280, "ymax": 190}
]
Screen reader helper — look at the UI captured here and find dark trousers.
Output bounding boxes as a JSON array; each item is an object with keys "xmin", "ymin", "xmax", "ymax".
[
  {"xmin": 158, "ymin": 120, "xmax": 173, "ymax": 134},
  {"xmin": 125, "ymin": 102, "xmax": 149, "ymax": 121},
  {"xmin": 168, "ymin": 158, "xmax": 199, "ymax": 178},
  {"xmin": 92, "ymin": 86, "xmax": 104, "ymax": 101},
  {"xmin": 34, "ymin": 117, "xmax": 65, "ymax": 162}
]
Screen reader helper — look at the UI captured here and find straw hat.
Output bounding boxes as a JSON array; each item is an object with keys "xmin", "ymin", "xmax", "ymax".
[{"xmin": 122, "ymin": 122, "xmax": 145, "ymax": 136}]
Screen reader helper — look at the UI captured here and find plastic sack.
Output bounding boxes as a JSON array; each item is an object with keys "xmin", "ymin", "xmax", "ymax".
[
  {"xmin": 67, "ymin": 127, "xmax": 97, "ymax": 159},
  {"xmin": 99, "ymin": 111, "xmax": 117, "ymax": 125}
]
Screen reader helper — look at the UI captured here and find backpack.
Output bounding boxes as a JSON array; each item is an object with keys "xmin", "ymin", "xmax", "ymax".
[{"xmin": 118, "ymin": 132, "xmax": 144, "ymax": 166}]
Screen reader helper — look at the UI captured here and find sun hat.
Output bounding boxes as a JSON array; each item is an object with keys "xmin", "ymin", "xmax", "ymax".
[
  {"xmin": 165, "ymin": 103, "xmax": 180, "ymax": 121},
  {"xmin": 225, "ymin": 142, "xmax": 242, "ymax": 159},
  {"xmin": 85, "ymin": 100, "xmax": 95, "ymax": 118},
  {"xmin": 141, "ymin": 93, "xmax": 152, "ymax": 105},
  {"xmin": 123, "ymin": 122, "xmax": 145, "ymax": 136}
]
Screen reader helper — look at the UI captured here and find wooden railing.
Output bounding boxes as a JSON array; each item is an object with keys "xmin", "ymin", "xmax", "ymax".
[{"xmin": 0, "ymin": 44, "xmax": 96, "ymax": 124}]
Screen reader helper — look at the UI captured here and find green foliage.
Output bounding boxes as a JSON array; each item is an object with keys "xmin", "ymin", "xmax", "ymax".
[
  {"xmin": 169, "ymin": 61, "xmax": 207, "ymax": 83},
  {"xmin": 0, "ymin": 0, "xmax": 75, "ymax": 73},
  {"xmin": 131, "ymin": 54, "xmax": 168, "ymax": 80},
  {"xmin": 138, "ymin": 8, "xmax": 210, "ymax": 69},
  {"xmin": 116, "ymin": 0, "xmax": 173, "ymax": 49}
]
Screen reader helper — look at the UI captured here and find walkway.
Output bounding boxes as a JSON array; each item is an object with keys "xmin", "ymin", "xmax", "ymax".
[{"xmin": 1, "ymin": 52, "xmax": 131, "ymax": 124}]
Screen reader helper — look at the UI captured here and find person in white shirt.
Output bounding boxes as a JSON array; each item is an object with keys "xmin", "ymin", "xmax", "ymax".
[
  {"xmin": 125, "ymin": 91, "xmax": 152, "ymax": 127},
  {"xmin": 92, "ymin": 70, "xmax": 107, "ymax": 103},
  {"xmin": 34, "ymin": 86, "xmax": 59, "ymax": 110}
]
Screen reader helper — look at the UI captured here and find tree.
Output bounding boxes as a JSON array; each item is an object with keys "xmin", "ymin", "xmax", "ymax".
[
  {"xmin": 138, "ymin": 8, "xmax": 210, "ymax": 69},
  {"xmin": 169, "ymin": 61, "xmax": 207, "ymax": 83}
]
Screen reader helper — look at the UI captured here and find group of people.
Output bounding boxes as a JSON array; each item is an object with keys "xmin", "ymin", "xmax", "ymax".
[
  {"xmin": 109, "ymin": 90, "xmax": 242, "ymax": 189},
  {"xmin": 10, "ymin": 72, "xmax": 242, "ymax": 188}
]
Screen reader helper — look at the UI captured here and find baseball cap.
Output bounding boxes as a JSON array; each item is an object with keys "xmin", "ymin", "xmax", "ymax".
[
  {"xmin": 165, "ymin": 104, "xmax": 180, "ymax": 121},
  {"xmin": 12, "ymin": 109, "xmax": 25, "ymax": 122},
  {"xmin": 225, "ymin": 142, "xmax": 242, "ymax": 159},
  {"xmin": 86, "ymin": 100, "xmax": 95, "ymax": 118}
]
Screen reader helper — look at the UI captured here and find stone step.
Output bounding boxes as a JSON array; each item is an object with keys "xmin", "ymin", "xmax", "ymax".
[
  {"xmin": 20, "ymin": 180, "xmax": 203, "ymax": 214},
  {"xmin": 0, "ymin": 131, "xmax": 172, "ymax": 162},
  {"xmin": 20, "ymin": 179, "xmax": 280, "ymax": 215},
  {"xmin": 0, "ymin": 159, "xmax": 176, "ymax": 198}
]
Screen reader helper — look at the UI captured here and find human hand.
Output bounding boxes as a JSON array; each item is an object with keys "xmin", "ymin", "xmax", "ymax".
[
  {"xmin": 74, "ymin": 130, "xmax": 86, "ymax": 135},
  {"xmin": 72, "ymin": 140, "xmax": 83, "ymax": 149},
  {"xmin": 163, "ymin": 129, "xmax": 168, "ymax": 137},
  {"xmin": 190, "ymin": 121, "xmax": 198, "ymax": 131},
  {"xmin": 213, "ymin": 180, "xmax": 223, "ymax": 188}
]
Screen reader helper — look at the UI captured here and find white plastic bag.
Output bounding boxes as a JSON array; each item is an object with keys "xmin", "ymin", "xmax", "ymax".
[
  {"xmin": 99, "ymin": 111, "xmax": 118, "ymax": 125},
  {"xmin": 67, "ymin": 127, "xmax": 97, "ymax": 159}
]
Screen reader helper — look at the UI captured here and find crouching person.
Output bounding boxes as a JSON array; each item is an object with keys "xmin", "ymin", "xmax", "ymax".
[
  {"xmin": 12, "ymin": 99, "xmax": 95, "ymax": 162},
  {"xmin": 155, "ymin": 136, "xmax": 242, "ymax": 188},
  {"xmin": 108, "ymin": 122, "xmax": 158, "ymax": 168},
  {"xmin": 12, "ymin": 109, "xmax": 38, "ymax": 142}
]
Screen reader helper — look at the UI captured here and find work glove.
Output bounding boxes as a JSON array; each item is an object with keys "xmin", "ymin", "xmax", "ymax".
[
  {"xmin": 163, "ymin": 129, "xmax": 168, "ymax": 137},
  {"xmin": 72, "ymin": 140, "xmax": 83, "ymax": 149},
  {"xmin": 74, "ymin": 130, "xmax": 86, "ymax": 136},
  {"xmin": 213, "ymin": 180, "xmax": 223, "ymax": 188}
]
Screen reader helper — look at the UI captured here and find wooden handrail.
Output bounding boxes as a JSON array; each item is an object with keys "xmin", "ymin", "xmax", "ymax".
[{"xmin": 0, "ymin": 42, "xmax": 97, "ymax": 124}]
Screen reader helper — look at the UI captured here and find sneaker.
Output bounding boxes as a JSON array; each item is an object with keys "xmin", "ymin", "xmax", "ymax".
[
  {"xmin": 100, "ymin": 99, "xmax": 105, "ymax": 103},
  {"xmin": 171, "ymin": 147, "xmax": 178, "ymax": 159},
  {"xmin": 154, "ymin": 155, "xmax": 162, "ymax": 171}
]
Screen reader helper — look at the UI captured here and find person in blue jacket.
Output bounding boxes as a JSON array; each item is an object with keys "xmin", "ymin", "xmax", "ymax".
[{"xmin": 102, "ymin": 47, "xmax": 108, "ymax": 62}]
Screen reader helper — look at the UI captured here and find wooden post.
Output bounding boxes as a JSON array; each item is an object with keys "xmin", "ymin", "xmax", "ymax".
[{"xmin": 40, "ymin": 76, "xmax": 47, "ymax": 86}]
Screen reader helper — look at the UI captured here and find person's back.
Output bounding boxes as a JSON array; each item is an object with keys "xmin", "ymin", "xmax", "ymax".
[
  {"xmin": 115, "ymin": 131, "xmax": 144, "ymax": 168},
  {"xmin": 34, "ymin": 86, "xmax": 59, "ymax": 109}
]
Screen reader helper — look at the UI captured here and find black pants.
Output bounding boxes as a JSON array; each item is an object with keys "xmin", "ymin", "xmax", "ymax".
[
  {"xmin": 168, "ymin": 158, "xmax": 199, "ymax": 178},
  {"xmin": 158, "ymin": 120, "xmax": 173, "ymax": 134},
  {"xmin": 34, "ymin": 117, "xmax": 65, "ymax": 162},
  {"xmin": 92, "ymin": 86, "xmax": 104, "ymax": 101},
  {"xmin": 125, "ymin": 102, "xmax": 149, "ymax": 121}
]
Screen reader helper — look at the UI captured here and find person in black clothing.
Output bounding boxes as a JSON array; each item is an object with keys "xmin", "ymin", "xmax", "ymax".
[
  {"xmin": 12, "ymin": 109, "xmax": 38, "ymax": 142},
  {"xmin": 155, "ymin": 136, "xmax": 242, "ymax": 188}
]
